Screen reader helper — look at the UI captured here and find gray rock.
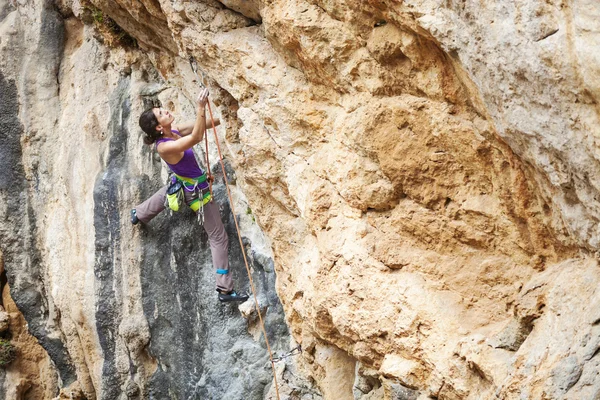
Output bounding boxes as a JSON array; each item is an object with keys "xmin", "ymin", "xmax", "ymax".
[
  {"xmin": 353, "ymin": 371, "xmax": 380, "ymax": 398},
  {"xmin": 0, "ymin": 11, "xmax": 77, "ymax": 386},
  {"xmin": 386, "ymin": 381, "xmax": 420, "ymax": 400},
  {"xmin": 549, "ymin": 355, "xmax": 583, "ymax": 394},
  {"xmin": 125, "ymin": 380, "xmax": 140, "ymax": 398},
  {"xmin": 139, "ymin": 83, "xmax": 169, "ymax": 97},
  {"xmin": 489, "ymin": 318, "xmax": 533, "ymax": 351}
]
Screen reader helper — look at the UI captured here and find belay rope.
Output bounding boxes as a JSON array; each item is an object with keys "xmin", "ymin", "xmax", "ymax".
[{"xmin": 189, "ymin": 56, "xmax": 288, "ymax": 400}]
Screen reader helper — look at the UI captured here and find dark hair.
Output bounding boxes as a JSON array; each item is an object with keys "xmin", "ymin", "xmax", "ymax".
[{"xmin": 139, "ymin": 108, "xmax": 161, "ymax": 145}]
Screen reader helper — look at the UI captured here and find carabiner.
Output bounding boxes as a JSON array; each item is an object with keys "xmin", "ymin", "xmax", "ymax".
[{"xmin": 189, "ymin": 55, "xmax": 206, "ymax": 88}]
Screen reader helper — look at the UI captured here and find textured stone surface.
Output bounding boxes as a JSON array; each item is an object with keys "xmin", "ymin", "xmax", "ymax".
[
  {"xmin": 1, "ymin": 0, "xmax": 600, "ymax": 399},
  {"xmin": 0, "ymin": 2, "xmax": 77, "ymax": 395},
  {"xmin": 0, "ymin": 0, "xmax": 292, "ymax": 398},
  {"xmin": 1, "ymin": 277, "xmax": 60, "ymax": 400},
  {"xmin": 0, "ymin": 306, "xmax": 8, "ymax": 333}
]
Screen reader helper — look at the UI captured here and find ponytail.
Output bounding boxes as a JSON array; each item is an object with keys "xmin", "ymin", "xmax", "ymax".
[
  {"xmin": 143, "ymin": 133, "xmax": 161, "ymax": 145},
  {"xmin": 139, "ymin": 108, "xmax": 161, "ymax": 144}
]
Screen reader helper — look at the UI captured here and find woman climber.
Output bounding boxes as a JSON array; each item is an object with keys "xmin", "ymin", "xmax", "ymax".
[{"xmin": 132, "ymin": 88, "xmax": 248, "ymax": 303}]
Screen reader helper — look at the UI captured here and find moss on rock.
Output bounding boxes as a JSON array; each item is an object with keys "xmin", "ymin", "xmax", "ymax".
[{"xmin": 0, "ymin": 338, "xmax": 16, "ymax": 367}]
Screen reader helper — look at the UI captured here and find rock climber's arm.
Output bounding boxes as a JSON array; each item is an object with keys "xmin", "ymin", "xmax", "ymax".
[
  {"xmin": 160, "ymin": 89, "xmax": 210, "ymax": 155},
  {"xmin": 157, "ymin": 134, "xmax": 201, "ymax": 157},
  {"xmin": 174, "ymin": 116, "xmax": 220, "ymax": 136}
]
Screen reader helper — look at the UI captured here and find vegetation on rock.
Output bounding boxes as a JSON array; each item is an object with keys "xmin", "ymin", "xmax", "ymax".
[
  {"xmin": 83, "ymin": 3, "xmax": 137, "ymax": 49},
  {"xmin": 0, "ymin": 338, "xmax": 16, "ymax": 367}
]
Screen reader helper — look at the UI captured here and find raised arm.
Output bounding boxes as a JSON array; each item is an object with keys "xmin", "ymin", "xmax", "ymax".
[
  {"xmin": 174, "ymin": 110, "xmax": 220, "ymax": 136},
  {"xmin": 158, "ymin": 89, "xmax": 210, "ymax": 157}
]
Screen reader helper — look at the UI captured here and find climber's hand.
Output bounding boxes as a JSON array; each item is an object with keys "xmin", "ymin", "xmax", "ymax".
[
  {"xmin": 196, "ymin": 88, "xmax": 209, "ymax": 109},
  {"xmin": 207, "ymin": 175, "xmax": 215, "ymax": 185}
]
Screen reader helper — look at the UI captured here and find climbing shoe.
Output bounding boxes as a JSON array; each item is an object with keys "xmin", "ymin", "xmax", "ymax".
[
  {"xmin": 131, "ymin": 209, "xmax": 139, "ymax": 225},
  {"xmin": 218, "ymin": 290, "xmax": 249, "ymax": 303}
]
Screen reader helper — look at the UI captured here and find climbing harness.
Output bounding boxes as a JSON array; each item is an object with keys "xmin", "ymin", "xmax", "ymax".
[
  {"xmin": 164, "ymin": 172, "xmax": 212, "ymax": 224},
  {"xmin": 174, "ymin": 173, "xmax": 211, "ymax": 225},
  {"xmin": 189, "ymin": 56, "xmax": 283, "ymax": 400}
]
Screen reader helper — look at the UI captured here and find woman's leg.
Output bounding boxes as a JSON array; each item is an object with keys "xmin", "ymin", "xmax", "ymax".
[
  {"xmin": 200, "ymin": 200, "xmax": 234, "ymax": 292},
  {"xmin": 185, "ymin": 187, "xmax": 234, "ymax": 293},
  {"xmin": 134, "ymin": 185, "xmax": 167, "ymax": 223}
]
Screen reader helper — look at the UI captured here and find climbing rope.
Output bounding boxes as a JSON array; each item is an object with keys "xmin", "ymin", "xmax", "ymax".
[
  {"xmin": 206, "ymin": 100, "xmax": 282, "ymax": 400},
  {"xmin": 190, "ymin": 56, "xmax": 282, "ymax": 400},
  {"xmin": 190, "ymin": 56, "xmax": 214, "ymax": 197},
  {"xmin": 203, "ymin": 120, "xmax": 213, "ymax": 197}
]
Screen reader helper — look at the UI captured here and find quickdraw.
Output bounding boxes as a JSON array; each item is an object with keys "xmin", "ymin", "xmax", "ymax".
[{"xmin": 272, "ymin": 345, "xmax": 302, "ymax": 363}]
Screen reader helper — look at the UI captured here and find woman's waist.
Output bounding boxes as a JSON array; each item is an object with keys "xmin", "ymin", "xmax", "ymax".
[{"xmin": 173, "ymin": 173, "xmax": 209, "ymax": 188}]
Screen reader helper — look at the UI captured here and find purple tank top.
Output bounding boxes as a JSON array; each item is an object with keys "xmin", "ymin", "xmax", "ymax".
[{"xmin": 155, "ymin": 130, "xmax": 206, "ymax": 180}]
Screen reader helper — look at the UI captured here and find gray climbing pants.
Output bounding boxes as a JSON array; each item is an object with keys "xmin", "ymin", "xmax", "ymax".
[{"xmin": 134, "ymin": 185, "xmax": 234, "ymax": 292}]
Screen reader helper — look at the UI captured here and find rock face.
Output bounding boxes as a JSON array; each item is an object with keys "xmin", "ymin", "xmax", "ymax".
[
  {"xmin": 0, "ymin": 254, "xmax": 59, "ymax": 400},
  {"xmin": 0, "ymin": 1, "xmax": 290, "ymax": 399},
  {"xmin": 0, "ymin": 0, "xmax": 599, "ymax": 399}
]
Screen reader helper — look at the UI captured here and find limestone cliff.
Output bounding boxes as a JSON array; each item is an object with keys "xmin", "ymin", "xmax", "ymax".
[{"xmin": 0, "ymin": 0, "xmax": 599, "ymax": 399}]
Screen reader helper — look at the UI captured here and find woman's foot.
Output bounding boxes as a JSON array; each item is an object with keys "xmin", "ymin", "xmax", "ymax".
[{"xmin": 218, "ymin": 290, "xmax": 249, "ymax": 303}]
